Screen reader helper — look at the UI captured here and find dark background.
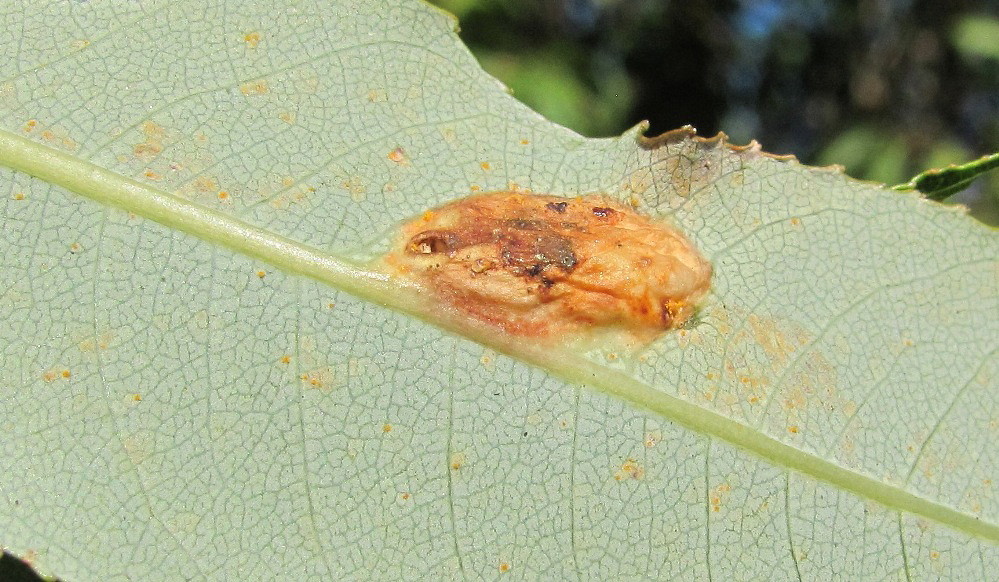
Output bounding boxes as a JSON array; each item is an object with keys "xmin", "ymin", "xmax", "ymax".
[{"xmin": 430, "ymin": 0, "xmax": 999, "ymax": 223}]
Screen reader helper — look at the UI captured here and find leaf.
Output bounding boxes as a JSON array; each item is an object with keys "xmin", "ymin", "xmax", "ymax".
[
  {"xmin": 951, "ymin": 13, "xmax": 999, "ymax": 61},
  {"xmin": 1, "ymin": 1, "xmax": 997, "ymax": 579},
  {"xmin": 894, "ymin": 152, "xmax": 999, "ymax": 201}
]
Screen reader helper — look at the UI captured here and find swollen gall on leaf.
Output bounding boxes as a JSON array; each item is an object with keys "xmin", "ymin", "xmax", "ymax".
[{"xmin": 381, "ymin": 192, "xmax": 712, "ymax": 345}]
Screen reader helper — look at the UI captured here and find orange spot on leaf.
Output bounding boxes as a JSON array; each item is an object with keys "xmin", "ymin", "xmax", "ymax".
[
  {"xmin": 388, "ymin": 147, "xmax": 408, "ymax": 164},
  {"xmin": 614, "ymin": 458, "xmax": 645, "ymax": 481},
  {"xmin": 240, "ymin": 80, "xmax": 269, "ymax": 96},
  {"xmin": 133, "ymin": 142, "xmax": 162, "ymax": 160},
  {"xmin": 194, "ymin": 176, "xmax": 218, "ymax": 193}
]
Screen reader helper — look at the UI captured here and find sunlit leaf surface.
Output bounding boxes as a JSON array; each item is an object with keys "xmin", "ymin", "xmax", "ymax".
[{"xmin": 1, "ymin": 1, "xmax": 996, "ymax": 579}]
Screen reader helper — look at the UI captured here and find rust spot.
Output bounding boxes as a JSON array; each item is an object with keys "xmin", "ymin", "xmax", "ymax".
[
  {"xmin": 194, "ymin": 176, "xmax": 218, "ymax": 193},
  {"xmin": 380, "ymin": 192, "xmax": 711, "ymax": 342},
  {"xmin": 59, "ymin": 135, "xmax": 79, "ymax": 150},
  {"xmin": 342, "ymin": 176, "xmax": 366, "ymax": 201},
  {"xmin": 300, "ymin": 367, "xmax": 334, "ymax": 390},
  {"xmin": 240, "ymin": 80, "xmax": 269, "ymax": 96},
  {"xmin": 141, "ymin": 121, "xmax": 164, "ymax": 139},
  {"xmin": 243, "ymin": 32, "xmax": 261, "ymax": 48},
  {"xmin": 710, "ymin": 483, "xmax": 731, "ymax": 512},
  {"xmin": 388, "ymin": 147, "xmax": 407, "ymax": 164},
  {"xmin": 614, "ymin": 458, "xmax": 645, "ymax": 481},
  {"xmin": 133, "ymin": 142, "xmax": 163, "ymax": 160}
]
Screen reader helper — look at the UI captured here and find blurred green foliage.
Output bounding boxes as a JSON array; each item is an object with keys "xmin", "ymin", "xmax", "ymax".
[
  {"xmin": 952, "ymin": 13, "xmax": 999, "ymax": 60},
  {"xmin": 430, "ymin": 0, "xmax": 999, "ymax": 224}
]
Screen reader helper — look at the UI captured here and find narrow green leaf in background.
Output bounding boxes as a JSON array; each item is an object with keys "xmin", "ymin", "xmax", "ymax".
[
  {"xmin": 1, "ymin": 1, "xmax": 997, "ymax": 580},
  {"xmin": 894, "ymin": 152, "xmax": 999, "ymax": 201}
]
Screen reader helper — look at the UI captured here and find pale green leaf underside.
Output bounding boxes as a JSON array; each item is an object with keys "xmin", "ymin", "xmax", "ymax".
[{"xmin": 1, "ymin": 1, "xmax": 997, "ymax": 580}]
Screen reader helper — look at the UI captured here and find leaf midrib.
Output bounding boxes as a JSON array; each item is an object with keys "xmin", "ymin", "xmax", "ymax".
[{"xmin": 2, "ymin": 127, "xmax": 996, "ymax": 543}]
